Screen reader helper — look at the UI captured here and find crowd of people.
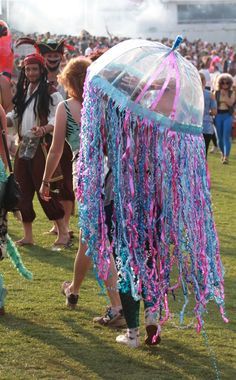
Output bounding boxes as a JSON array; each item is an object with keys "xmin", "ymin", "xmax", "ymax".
[
  {"xmin": 0, "ymin": 23, "xmax": 233, "ymax": 347},
  {"xmin": 8, "ymin": 30, "xmax": 236, "ymax": 164},
  {"xmin": 10, "ymin": 30, "xmax": 236, "ymax": 75}
]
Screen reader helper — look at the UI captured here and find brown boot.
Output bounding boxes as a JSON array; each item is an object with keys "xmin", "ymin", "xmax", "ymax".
[{"xmin": 145, "ymin": 325, "xmax": 161, "ymax": 345}]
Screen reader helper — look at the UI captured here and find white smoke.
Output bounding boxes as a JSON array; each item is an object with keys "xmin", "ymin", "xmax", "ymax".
[
  {"xmin": 7, "ymin": 0, "xmax": 169, "ymax": 37},
  {"xmin": 5, "ymin": 1, "xmax": 235, "ymax": 45}
]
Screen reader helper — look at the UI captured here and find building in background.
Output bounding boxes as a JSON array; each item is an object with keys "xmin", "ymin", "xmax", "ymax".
[
  {"xmin": 142, "ymin": 0, "xmax": 236, "ymax": 43},
  {"xmin": 1, "ymin": 0, "xmax": 236, "ymax": 44}
]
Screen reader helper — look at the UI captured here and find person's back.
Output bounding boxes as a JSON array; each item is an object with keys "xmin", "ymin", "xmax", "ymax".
[
  {"xmin": 203, "ymin": 89, "xmax": 215, "ymax": 132},
  {"xmin": 63, "ymin": 98, "xmax": 81, "ymax": 153},
  {"xmin": 229, "ymin": 54, "xmax": 236, "ymax": 77}
]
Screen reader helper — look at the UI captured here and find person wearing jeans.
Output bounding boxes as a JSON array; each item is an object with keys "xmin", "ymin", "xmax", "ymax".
[{"xmin": 214, "ymin": 74, "xmax": 235, "ymax": 164}]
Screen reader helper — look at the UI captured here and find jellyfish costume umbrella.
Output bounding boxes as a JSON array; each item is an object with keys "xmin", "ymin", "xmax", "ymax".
[{"xmin": 78, "ymin": 37, "xmax": 227, "ymax": 331}]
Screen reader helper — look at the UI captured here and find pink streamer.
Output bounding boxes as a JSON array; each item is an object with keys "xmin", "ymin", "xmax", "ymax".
[{"xmin": 134, "ymin": 54, "xmax": 171, "ymax": 104}]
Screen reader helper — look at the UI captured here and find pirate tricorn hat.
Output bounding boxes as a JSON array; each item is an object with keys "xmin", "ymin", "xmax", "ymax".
[{"xmin": 15, "ymin": 37, "xmax": 65, "ymax": 55}]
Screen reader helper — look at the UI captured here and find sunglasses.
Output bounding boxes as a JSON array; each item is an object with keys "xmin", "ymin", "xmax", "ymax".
[{"xmin": 221, "ymin": 81, "xmax": 230, "ymax": 85}]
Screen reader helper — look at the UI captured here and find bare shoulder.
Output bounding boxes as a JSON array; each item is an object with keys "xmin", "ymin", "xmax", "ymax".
[
  {"xmin": 56, "ymin": 101, "xmax": 67, "ymax": 120},
  {"xmin": 0, "ymin": 75, "xmax": 10, "ymax": 89},
  {"xmin": 65, "ymin": 98, "xmax": 82, "ymax": 122},
  {"xmin": 66, "ymin": 97, "xmax": 81, "ymax": 107}
]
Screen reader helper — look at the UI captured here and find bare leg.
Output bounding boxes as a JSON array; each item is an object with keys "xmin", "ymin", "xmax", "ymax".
[
  {"xmin": 68, "ymin": 232, "xmax": 92, "ymax": 294},
  {"xmin": 54, "ymin": 218, "xmax": 70, "ymax": 245},
  {"xmin": 104, "ymin": 255, "xmax": 122, "ymax": 308},
  {"xmin": 68, "ymin": 232, "xmax": 121, "ymax": 309},
  {"xmin": 50, "ymin": 200, "xmax": 73, "ymax": 235},
  {"xmin": 60, "ymin": 200, "xmax": 73, "ymax": 231},
  {"xmin": 15, "ymin": 222, "xmax": 34, "ymax": 245}
]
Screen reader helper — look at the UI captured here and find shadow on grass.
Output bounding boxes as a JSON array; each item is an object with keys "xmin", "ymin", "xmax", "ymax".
[
  {"xmin": 62, "ymin": 316, "xmax": 235, "ymax": 380},
  {"xmin": 0, "ymin": 313, "xmax": 180, "ymax": 379},
  {"xmin": 1, "ymin": 312, "xmax": 232, "ymax": 379},
  {"xmin": 211, "ymin": 185, "xmax": 236, "ymax": 196},
  {"xmin": 8, "ymin": 241, "xmax": 78, "ymax": 272}
]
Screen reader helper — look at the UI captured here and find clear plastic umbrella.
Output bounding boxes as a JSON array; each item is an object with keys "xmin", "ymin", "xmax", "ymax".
[{"xmin": 88, "ymin": 37, "xmax": 204, "ymax": 133}]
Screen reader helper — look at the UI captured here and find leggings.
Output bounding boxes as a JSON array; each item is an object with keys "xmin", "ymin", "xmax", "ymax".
[
  {"xmin": 119, "ymin": 291, "xmax": 154, "ymax": 329},
  {"xmin": 105, "ymin": 202, "xmax": 155, "ymax": 328},
  {"xmin": 215, "ymin": 112, "xmax": 233, "ymax": 156},
  {"xmin": 203, "ymin": 134, "xmax": 212, "ymax": 157}
]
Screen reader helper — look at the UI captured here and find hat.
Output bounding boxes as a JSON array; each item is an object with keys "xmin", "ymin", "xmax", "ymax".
[
  {"xmin": 37, "ymin": 39, "xmax": 64, "ymax": 55},
  {"xmin": 23, "ymin": 53, "xmax": 45, "ymax": 67},
  {"xmin": 16, "ymin": 37, "xmax": 64, "ymax": 55}
]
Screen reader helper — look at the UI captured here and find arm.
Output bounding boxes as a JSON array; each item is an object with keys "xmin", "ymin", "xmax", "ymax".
[
  {"xmin": 39, "ymin": 101, "xmax": 67, "ymax": 200},
  {"xmin": 6, "ymin": 109, "xmax": 18, "ymax": 136},
  {"xmin": 0, "ymin": 76, "xmax": 13, "ymax": 113},
  {"xmin": 0, "ymin": 105, "xmax": 8, "ymax": 167},
  {"xmin": 210, "ymin": 93, "xmax": 217, "ymax": 117}
]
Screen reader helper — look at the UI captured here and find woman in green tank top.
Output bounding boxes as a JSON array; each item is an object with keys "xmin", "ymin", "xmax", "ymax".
[{"xmin": 39, "ymin": 56, "xmax": 124, "ymax": 322}]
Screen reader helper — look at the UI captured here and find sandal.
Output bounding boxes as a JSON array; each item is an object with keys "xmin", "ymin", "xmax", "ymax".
[
  {"xmin": 15, "ymin": 240, "xmax": 34, "ymax": 247},
  {"xmin": 45, "ymin": 230, "xmax": 75, "ymax": 239},
  {"xmin": 51, "ymin": 239, "xmax": 73, "ymax": 251}
]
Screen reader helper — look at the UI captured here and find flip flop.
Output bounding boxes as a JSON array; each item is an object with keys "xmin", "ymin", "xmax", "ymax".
[
  {"xmin": 45, "ymin": 230, "xmax": 75, "ymax": 239},
  {"xmin": 15, "ymin": 240, "xmax": 34, "ymax": 246},
  {"xmin": 51, "ymin": 239, "xmax": 73, "ymax": 251},
  {"xmin": 43, "ymin": 230, "xmax": 57, "ymax": 236}
]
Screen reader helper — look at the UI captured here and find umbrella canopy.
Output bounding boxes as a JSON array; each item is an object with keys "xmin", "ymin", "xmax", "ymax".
[
  {"xmin": 88, "ymin": 38, "xmax": 204, "ymax": 134},
  {"xmin": 78, "ymin": 37, "xmax": 227, "ymax": 332}
]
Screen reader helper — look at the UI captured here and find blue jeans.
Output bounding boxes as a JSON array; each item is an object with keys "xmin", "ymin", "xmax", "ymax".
[{"xmin": 215, "ymin": 112, "xmax": 233, "ymax": 157}]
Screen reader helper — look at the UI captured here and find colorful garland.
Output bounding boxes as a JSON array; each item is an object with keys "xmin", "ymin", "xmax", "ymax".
[{"xmin": 77, "ymin": 38, "xmax": 227, "ymax": 332}]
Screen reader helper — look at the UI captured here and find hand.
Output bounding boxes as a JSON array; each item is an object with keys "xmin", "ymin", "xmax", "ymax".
[
  {"xmin": 120, "ymin": 74, "xmax": 140, "ymax": 92},
  {"xmin": 31, "ymin": 126, "xmax": 44, "ymax": 137},
  {"xmin": 39, "ymin": 182, "xmax": 51, "ymax": 201},
  {"xmin": 6, "ymin": 116, "xmax": 13, "ymax": 128}
]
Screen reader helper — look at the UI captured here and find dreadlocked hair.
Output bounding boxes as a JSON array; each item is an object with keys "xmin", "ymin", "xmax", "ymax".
[{"xmin": 13, "ymin": 65, "xmax": 54, "ymax": 125}]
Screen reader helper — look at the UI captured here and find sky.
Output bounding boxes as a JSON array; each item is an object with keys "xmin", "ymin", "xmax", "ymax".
[{"xmin": 5, "ymin": 0, "xmax": 169, "ymax": 37}]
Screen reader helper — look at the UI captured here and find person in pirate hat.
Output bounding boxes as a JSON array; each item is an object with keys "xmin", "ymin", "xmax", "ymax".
[
  {"xmin": 6, "ymin": 53, "xmax": 70, "ymax": 247},
  {"xmin": 16, "ymin": 37, "xmax": 66, "ymax": 95},
  {"xmin": 16, "ymin": 37, "xmax": 75, "ymax": 237}
]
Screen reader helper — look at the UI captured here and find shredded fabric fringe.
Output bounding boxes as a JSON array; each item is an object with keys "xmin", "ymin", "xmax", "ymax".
[
  {"xmin": 77, "ymin": 77, "xmax": 227, "ymax": 332},
  {"xmin": 6, "ymin": 235, "xmax": 33, "ymax": 280},
  {"xmin": 1, "ymin": 158, "xmax": 32, "ymax": 281}
]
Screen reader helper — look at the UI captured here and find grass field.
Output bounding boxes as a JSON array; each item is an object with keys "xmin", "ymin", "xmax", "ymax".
[{"xmin": 0, "ymin": 143, "xmax": 235, "ymax": 380}]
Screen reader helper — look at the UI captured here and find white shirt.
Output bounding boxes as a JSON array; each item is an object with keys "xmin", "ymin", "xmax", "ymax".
[
  {"xmin": 85, "ymin": 46, "xmax": 93, "ymax": 56},
  {"xmin": 7, "ymin": 84, "xmax": 63, "ymax": 137},
  {"xmin": 199, "ymin": 69, "xmax": 211, "ymax": 89}
]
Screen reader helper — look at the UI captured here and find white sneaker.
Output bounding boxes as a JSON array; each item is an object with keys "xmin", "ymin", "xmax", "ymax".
[{"xmin": 116, "ymin": 333, "xmax": 140, "ymax": 348}]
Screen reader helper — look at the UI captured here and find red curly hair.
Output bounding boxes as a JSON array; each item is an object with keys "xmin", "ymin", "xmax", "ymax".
[{"xmin": 58, "ymin": 56, "xmax": 91, "ymax": 102}]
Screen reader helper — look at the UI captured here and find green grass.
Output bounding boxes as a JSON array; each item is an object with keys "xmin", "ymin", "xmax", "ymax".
[{"xmin": 0, "ymin": 143, "xmax": 236, "ymax": 380}]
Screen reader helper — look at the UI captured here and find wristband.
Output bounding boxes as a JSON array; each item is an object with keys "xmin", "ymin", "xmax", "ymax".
[{"xmin": 42, "ymin": 179, "xmax": 50, "ymax": 187}]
